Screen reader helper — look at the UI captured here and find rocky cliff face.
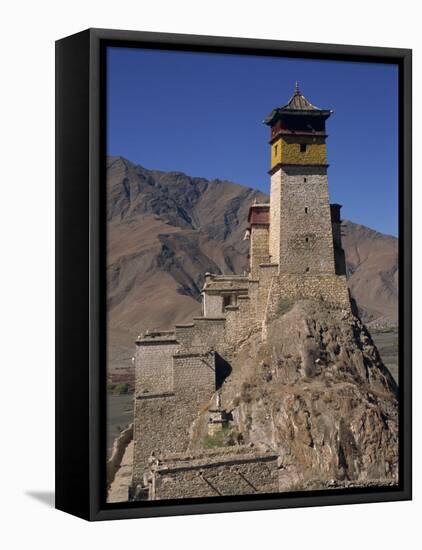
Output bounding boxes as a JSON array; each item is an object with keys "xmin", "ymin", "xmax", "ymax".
[
  {"xmin": 107, "ymin": 155, "xmax": 398, "ymax": 373},
  {"xmin": 216, "ymin": 301, "xmax": 398, "ymax": 490}
]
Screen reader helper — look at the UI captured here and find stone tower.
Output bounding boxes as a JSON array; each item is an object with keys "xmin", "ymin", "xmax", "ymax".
[{"xmin": 264, "ymin": 83, "xmax": 336, "ymax": 274}]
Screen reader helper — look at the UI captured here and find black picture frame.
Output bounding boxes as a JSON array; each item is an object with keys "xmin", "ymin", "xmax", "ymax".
[{"xmin": 55, "ymin": 28, "xmax": 412, "ymax": 521}]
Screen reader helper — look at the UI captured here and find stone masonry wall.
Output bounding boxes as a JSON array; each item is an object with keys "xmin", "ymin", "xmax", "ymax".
[
  {"xmin": 133, "ymin": 350, "xmax": 217, "ymax": 486},
  {"xmin": 271, "ymin": 165, "xmax": 336, "ymax": 275},
  {"xmin": 269, "ymin": 171, "xmax": 281, "ymax": 264},
  {"xmin": 250, "ymin": 225, "xmax": 270, "ymax": 277},
  {"xmin": 150, "ymin": 447, "xmax": 279, "ymax": 500},
  {"xmin": 176, "ymin": 318, "xmax": 227, "ymax": 353},
  {"xmin": 133, "ymin": 394, "xmax": 177, "ymax": 486},
  {"xmin": 173, "ymin": 352, "xmax": 216, "ymax": 399},
  {"xmin": 221, "ymin": 265, "xmax": 281, "ymax": 346},
  {"xmin": 203, "ymin": 294, "xmax": 224, "ymax": 317},
  {"xmin": 224, "ymin": 295, "xmax": 261, "ymax": 346},
  {"xmin": 254, "ymin": 264, "xmax": 278, "ymax": 323},
  {"xmin": 135, "ymin": 338, "xmax": 178, "ymax": 396},
  {"xmin": 264, "ymin": 273, "xmax": 351, "ymax": 327}
]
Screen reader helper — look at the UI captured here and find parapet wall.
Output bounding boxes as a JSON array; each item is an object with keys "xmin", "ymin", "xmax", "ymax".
[{"xmin": 149, "ymin": 446, "xmax": 279, "ymax": 500}]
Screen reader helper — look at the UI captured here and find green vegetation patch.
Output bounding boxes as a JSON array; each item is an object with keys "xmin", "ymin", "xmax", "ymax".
[
  {"xmin": 203, "ymin": 426, "xmax": 237, "ymax": 449},
  {"xmin": 276, "ymin": 298, "xmax": 294, "ymax": 317}
]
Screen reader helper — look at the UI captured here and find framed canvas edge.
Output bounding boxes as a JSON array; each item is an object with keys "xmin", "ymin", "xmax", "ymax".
[
  {"xmin": 56, "ymin": 28, "xmax": 412, "ymax": 522},
  {"xmin": 56, "ymin": 29, "xmax": 92, "ymax": 521}
]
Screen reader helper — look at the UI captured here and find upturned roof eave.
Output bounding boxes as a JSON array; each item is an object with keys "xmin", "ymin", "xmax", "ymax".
[{"xmin": 264, "ymin": 108, "xmax": 333, "ymax": 125}]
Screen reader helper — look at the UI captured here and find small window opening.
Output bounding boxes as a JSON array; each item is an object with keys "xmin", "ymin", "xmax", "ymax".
[
  {"xmin": 305, "ymin": 207, "xmax": 308, "ymax": 213},
  {"xmin": 305, "ymin": 267, "xmax": 310, "ymax": 272},
  {"xmin": 304, "ymin": 177, "xmax": 307, "ymax": 182},
  {"xmin": 223, "ymin": 295, "xmax": 231, "ymax": 309},
  {"xmin": 274, "ymin": 144, "xmax": 278, "ymax": 156},
  {"xmin": 300, "ymin": 143, "xmax": 307, "ymax": 153},
  {"xmin": 305, "ymin": 237, "xmax": 309, "ymax": 242}
]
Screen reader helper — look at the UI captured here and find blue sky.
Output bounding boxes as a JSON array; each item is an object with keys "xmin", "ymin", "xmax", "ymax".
[{"xmin": 107, "ymin": 47, "xmax": 398, "ymax": 236}]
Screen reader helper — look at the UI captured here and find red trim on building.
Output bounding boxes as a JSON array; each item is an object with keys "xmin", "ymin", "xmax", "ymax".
[{"xmin": 248, "ymin": 205, "xmax": 270, "ymax": 225}]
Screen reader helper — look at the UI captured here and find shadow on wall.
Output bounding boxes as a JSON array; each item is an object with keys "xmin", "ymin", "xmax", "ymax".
[
  {"xmin": 215, "ymin": 353, "xmax": 232, "ymax": 389},
  {"xmin": 25, "ymin": 491, "xmax": 55, "ymax": 508}
]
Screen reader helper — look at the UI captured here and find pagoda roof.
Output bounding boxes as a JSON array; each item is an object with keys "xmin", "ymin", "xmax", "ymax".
[{"xmin": 264, "ymin": 83, "xmax": 332, "ymax": 125}]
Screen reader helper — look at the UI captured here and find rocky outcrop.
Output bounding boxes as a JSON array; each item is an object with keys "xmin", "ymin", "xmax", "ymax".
[{"xmin": 218, "ymin": 301, "xmax": 398, "ymax": 490}]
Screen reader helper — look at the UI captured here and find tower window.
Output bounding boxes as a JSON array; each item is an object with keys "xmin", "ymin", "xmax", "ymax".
[
  {"xmin": 305, "ymin": 207, "xmax": 308, "ymax": 213},
  {"xmin": 300, "ymin": 144, "xmax": 307, "ymax": 153},
  {"xmin": 304, "ymin": 177, "xmax": 307, "ymax": 182},
  {"xmin": 274, "ymin": 144, "xmax": 278, "ymax": 156},
  {"xmin": 305, "ymin": 237, "xmax": 309, "ymax": 242}
]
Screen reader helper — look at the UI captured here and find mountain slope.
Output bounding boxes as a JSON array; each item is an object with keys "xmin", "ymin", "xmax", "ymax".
[
  {"xmin": 342, "ymin": 221, "xmax": 398, "ymax": 325},
  {"xmin": 107, "ymin": 156, "xmax": 398, "ymax": 371}
]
